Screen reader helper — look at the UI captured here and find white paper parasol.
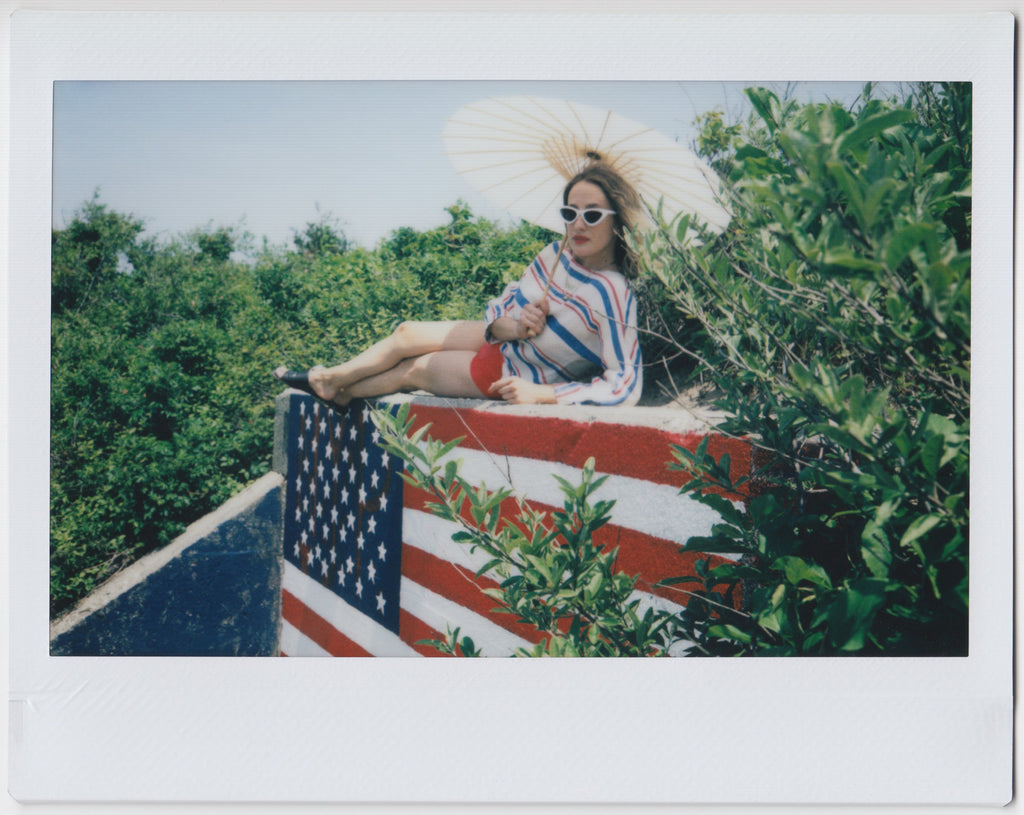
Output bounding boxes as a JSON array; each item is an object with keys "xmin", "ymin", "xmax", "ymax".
[{"xmin": 442, "ymin": 95, "xmax": 731, "ymax": 235}]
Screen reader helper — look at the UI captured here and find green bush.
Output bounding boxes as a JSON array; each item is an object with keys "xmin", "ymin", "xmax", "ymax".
[
  {"xmin": 50, "ymin": 198, "xmax": 547, "ymax": 616},
  {"xmin": 642, "ymin": 83, "xmax": 970, "ymax": 655}
]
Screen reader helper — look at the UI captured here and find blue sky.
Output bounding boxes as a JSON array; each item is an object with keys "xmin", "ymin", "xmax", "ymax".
[{"xmin": 52, "ymin": 80, "xmax": 888, "ymax": 253}]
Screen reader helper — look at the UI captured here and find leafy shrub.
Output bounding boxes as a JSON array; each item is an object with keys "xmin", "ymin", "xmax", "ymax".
[
  {"xmin": 638, "ymin": 83, "xmax": 971, "ymax": 655},
  {"xmin": 50, "ymin": 198, "xmax": 548, "ymax": 616}
]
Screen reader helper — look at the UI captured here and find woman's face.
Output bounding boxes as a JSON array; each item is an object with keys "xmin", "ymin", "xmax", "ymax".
[{"xmin": 565, "ymin": 180, "xmax": 617, "ymax": 270}]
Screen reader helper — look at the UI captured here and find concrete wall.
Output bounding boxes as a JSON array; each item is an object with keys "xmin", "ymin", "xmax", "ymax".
[
  {"xmin": 49, "ymin": 472, "xmax": 285, "ymax": 657},
  {"xmin": 278, "ymin": 391, "xmax": 752, "ymax": 657},
  {"xmin": 49, "ymin": 389, "xmax": 746, "ymax": 658}
]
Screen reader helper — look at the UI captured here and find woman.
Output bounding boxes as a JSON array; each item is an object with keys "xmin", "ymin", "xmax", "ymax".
[{"xmin": 274, "ymin": 163, "xmax": 643, "ymax": 407}]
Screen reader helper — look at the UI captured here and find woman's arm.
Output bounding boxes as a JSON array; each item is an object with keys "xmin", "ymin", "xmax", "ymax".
[
  {"xmin": 488, "ymin": 376, "xmax": 558, "ymax": 404},
  {"xmin": 487, "ymin": 299, "xmax": 549, "ymax": 342}
]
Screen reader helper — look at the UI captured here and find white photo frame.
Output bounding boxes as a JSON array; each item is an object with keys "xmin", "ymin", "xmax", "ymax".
[{"xmin": 7, "ymin": 6, "xmax": 1014, "ymax": 806}]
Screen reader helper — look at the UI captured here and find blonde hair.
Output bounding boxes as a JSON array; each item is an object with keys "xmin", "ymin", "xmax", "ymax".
[{"xmin": 563, "ymin": 163, "xmax": 642, "ymax": 280}]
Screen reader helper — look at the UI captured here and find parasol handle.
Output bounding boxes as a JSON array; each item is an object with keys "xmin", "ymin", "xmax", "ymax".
[{"xmin": 524, "ymin": 235, "xmax": 567, "ymax": 339}]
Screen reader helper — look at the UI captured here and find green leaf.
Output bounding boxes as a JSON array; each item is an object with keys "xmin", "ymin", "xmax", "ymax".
[
  {"xmin": 708, "ymin": 623, "xmax": 753, "ymax": 645},
  {"xmin": 836, "ymin": 108, "xmax": 916, "ymax": 153},
  {"xmin": 883, "ymin": 222, "xmax": 934, "ymax": 270},
  {"xmin": 746, "ymin": 87, "xmax": 781, "ymax": 133},
  {"xmin": 775, "ymin": 555, "xmax": 832, "ymax": 589},
  {"xmin": 860, "ymin": 518, "xmax": 893, "ymax": 579},
  {"xmin": 900, "ymin": 514, "xmax": 944, "ymax": 548},
  {"xmin": 827, "ymin": 578, "xmax": 888, "ymax": 651}
]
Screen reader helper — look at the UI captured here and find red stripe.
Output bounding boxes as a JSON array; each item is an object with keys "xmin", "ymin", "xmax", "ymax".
[
  {"xmin": 401, "ymin": 543, "xmax": 548, "ymax": 644},
  {"xmin": 281, "ymin": 589, "xmax": 373, "ymax": 657},
  {"xmin": 406, "ymin": 404, "xmax": 752, "ymax": 497},
  {"xmin": 398, "ymin": 610, "xmax": 452, "ymax": 657},
  {"xmin": 403, "ymin": 484, "xmax": 741, "ymax": 608}
]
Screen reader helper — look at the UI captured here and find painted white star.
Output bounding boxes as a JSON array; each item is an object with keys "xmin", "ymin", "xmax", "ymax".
[
  {"xmin": 302, "ymin": 458, "xmax": 310, "ymax": 473},
  {"xmin": 301, "ymin": 530, "xmax": 308, "ymax": 546},
  {"xmin": 316, "ymin": 501, "xmax": 323, "ymax": 518},
  {"xmin": 300, "ymin": 402, "xmax": 306, "ymax": 416},
  {"xmin": 380, "ymin": 495, "xmax": 388, "ymax": 512},
  {"xmin": 302, "ymin": 496, "xmax": 309, "ymax": 512},
  {"xmin": 342, "ymin": 447, "xmax": 350, "ymax": 463},
  {"xmin": 357, "ymin": 532, "xmax": 364, "ymax": 550},
  {"xmin": 375, "ymin": 592, "xmax": 386, "ymax": 615},
  {"xmin": 370, "ymin": 470, "xmax": 380, "ymax": 489},
  {"xmin": 294, "ymin": 507, "xmax": 302, "ymax": 523},
  {"xmin": 308, "ymin": 516, "xmax": 315, "ymax": 533},
  {"xmin": 320, "ymin": 560, "xmax": 329, "ymax": 577},
  {"xmin": 346, "ymin": 511, "xmax": 356, "ymax": 529},
  {"xmin": 360, "ymin": 449, "xmax": 369, "ymax": 465},
  {"xmin": 349, "ymin": 465, "xmax": 357, "ymax": 484},
  {"xmin": 332, "ymin": 464, "xmax": 341, "ymax": 482},
  {"xmin": 317, "ymin": 461, "xmax": 324, "ymax": 480},
  {"xmin": 323, "ymin": 481, "xmax": 331, "ymax": 500},
  {"xmin": 367, "ymin": 516, "xmax": 377, "ymax": 535},
  {"xmin": 322, "ymin": 522, "xmax": 330, "ymax": 539},
  {"xmin": 355, "ymin": 578, "xmax": 363, "ymax": 598},
  {"xmin": 313, "ymin": 545, "xmax": 321, "ymax": 563},
  {"xmin": 358, "ymin": 486, "xmax": 367, "ymax": 503},
  {"xmin": 311, "ymin": 437, "xmax": 318, "ymax": 454},
  {"xmin": 295, "ymin": 474, "xmax": 303, "ymax": 491},
  {"xmin": 340, "ymin": 486, "xmax": 349, "ymax": 503},
  {"xmin": 330, "ymin": 547, "xmax": 337, "ymax": 564},
  {"xmin": 330, "ymin": 506, "xmax": 339, "ymax": 524},
  {"xmin": 337, "ymin": 570, "xmax": 346, "ymax": 587},
  {"xmin": 377, "ymin": 541, "xmax": 387, "ymax": 562},
  {"xmin": 293, "ymin": 542, "xmax": 301, "ymax": 558},
  {"xmin": 372, "ymin": 428, "xmax": 380, "ymax": 444},
  {"xmin": 305, "ymin": 416, "xmax": 312, "ymax": 431},
  {"xmin": 349, "ymin": 426, "xmax": 357, "ymax": 441},
  {"xmin": 339, "ymin": 527, "xmax": 348, "ymax": 544},
  {"xmin": 334, "ymin": 423, "xmax": 341, "ymax": 440},
  {"xmin": 367, "ymin": 561, "xmax": 376, "ymax": 583},
  {"xmin": 345, "ymin": 556, "xmax": 355, "ymax": 574},
  {"xmin": 381, "ymin": 451, "xmax": 390, "ymax": 469},
  {"xmin": 362, "ymin": 406, "xmax": 370, "ymax": 422},
  {"xmin": 319, "ymin": 417, "xmax": 327, "ymax": 435}
]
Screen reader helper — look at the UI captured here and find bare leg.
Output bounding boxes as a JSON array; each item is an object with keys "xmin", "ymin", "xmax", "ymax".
[
  {"xmin": 303, "ymin": 321, "xmax": 486, "ymax": 401},
  {"xmin": 334, "ymin": 350, "xmax": 486, "ymax": 405}
]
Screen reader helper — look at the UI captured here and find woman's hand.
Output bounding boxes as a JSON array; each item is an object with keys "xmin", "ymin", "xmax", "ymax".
[
  {"xmin": 517, "ymin": 298, "xmax": 549, "ymax": 339},
  {"xmin": 489, "ymin": 376, "xmax": 558, "ymax": 405}
]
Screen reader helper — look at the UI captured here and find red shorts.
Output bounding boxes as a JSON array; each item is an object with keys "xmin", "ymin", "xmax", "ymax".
[{"xmin": 469, "ymin": 342, "xmax": 505, "ymax": 396}]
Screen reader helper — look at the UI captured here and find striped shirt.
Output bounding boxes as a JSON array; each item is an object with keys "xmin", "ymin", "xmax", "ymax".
[{"xmin": 484, "ymin": 241, "xmax": 643, "ymax": 406}]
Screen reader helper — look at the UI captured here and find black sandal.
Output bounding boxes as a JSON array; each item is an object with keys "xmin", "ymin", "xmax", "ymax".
[{"xmin": 273, "ymin": 367, "xmax": 319, "ymax": 398}]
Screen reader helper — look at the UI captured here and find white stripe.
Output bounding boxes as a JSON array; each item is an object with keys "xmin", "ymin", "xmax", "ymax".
[
  {"xmin": 403, "ymin": 508, "xmax": 498, "ymax": 576},
  {"xmin": 419, "ymin": 444, "xmax": 739, "ymax": 558},
  {"xmin": 279, "ymin": 619, "xmax": 332, "ymax": 657},
  {"xmin": 400, "ymin": 577, "xmax": 532, "ymax": 658},
  {"xmin": 282, "ymin": 561, "xmax": 420, "ymax": 657},
  {"xmin": 403, "ymin": 509, "xmax": 693, "ymax": 622},
  {"xmin": 403, "ymin": 510, "xmax": 696, "ymax": 657},
  {"xmin": 285, "ymin": 543, "xmax": 695, "ymax": 659}
]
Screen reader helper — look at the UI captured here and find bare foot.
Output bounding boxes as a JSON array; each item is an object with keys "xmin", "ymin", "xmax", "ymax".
[{"xmin": 306, "ymin": 365, "xmax": 347, "ymax": 403}]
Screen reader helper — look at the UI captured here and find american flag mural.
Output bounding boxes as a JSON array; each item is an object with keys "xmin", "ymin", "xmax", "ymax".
[{"xmin": 279, "ymin": 393, "xmax": 752, "ymax": 657}]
